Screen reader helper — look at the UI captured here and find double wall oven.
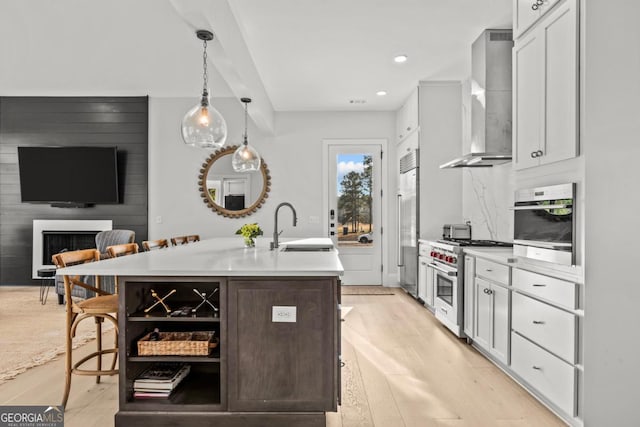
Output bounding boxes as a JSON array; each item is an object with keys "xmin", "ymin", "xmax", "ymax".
[{"xmin": 425, "ymin": 237, "xmax": 512, "ymax": 337}]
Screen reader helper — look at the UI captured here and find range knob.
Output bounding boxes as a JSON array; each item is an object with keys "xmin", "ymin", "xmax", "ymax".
[
  {"xmin": 446, "ymin": 256, "xmax": 453, "ymax": 263},
  {"xmin": 451, "ymin": 256, "xmax": 458, "ymax": 264},
  {"xmin": 439, "ymin": 254, "xmax": 445, "ymax": 260}
]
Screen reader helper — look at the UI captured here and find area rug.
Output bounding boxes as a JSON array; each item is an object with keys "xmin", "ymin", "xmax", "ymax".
[
  {"xmin": 341, "ymin": 286, "xmax": 395, "ymax": 295},
  {"xmin": 0, "ymin": 286, "xmax": 114, "ymax": 385}
]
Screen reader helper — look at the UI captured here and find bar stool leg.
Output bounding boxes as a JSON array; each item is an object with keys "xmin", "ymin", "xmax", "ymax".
[
  {"xmin": 62, "ymin": 312, "xmax": 74, "ymax": 409},
  {"xmin": 95, "ymin": 317, "xmax": 102, "ymax": 384}
]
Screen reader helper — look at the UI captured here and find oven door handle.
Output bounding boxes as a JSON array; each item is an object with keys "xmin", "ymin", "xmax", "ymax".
[
  {"xmin": 514, "ymin": 240, "xmax": 573, "ymax": 250},
  {"xmin": 428, "ymin": 263, "xmax": 457, "ymax": 277},
  {"xmin": 510, "ymin": 204, "xmax": 570, "ymax": 211}
]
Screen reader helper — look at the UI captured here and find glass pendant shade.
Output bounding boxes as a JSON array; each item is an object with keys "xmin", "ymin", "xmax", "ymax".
[
  {"xmin": 232, "ymin": 97, "xmax": 261, "ymax": 172},
  {"xmin": 182, "ymin": 91, "xmax": 227, "ymax": 148},
  {"xmin": 232, "ymin": 138, "xmax": 261, "ymax": 172}
]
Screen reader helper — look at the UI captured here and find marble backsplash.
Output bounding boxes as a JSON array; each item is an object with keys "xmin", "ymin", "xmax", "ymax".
[{"xmin": 462, "ymin": 162, "xmax": 514, "ymax": 242}]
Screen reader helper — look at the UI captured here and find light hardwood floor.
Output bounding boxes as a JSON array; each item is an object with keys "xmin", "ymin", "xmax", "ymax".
[{"xmin": 0, "ymin": 288, "xmax": 565, "ymax": 427}]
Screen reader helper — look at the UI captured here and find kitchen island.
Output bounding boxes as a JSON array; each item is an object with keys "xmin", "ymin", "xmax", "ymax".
[{"xmin": 57, "ymin": 238, "xmax": 343, "ymax": 427}]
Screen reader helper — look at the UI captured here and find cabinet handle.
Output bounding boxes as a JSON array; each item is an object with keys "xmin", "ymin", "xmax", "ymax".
[
  {"xmin": 485, "ymin": 269, "xmax": 493, "ymax": 272},
  {"xmin": 531, "ymin": 3, "xmax": 539, "ymax": 10},
  {"xmin": 406, "ymin": 126, "xmax": 411, "ymax": 131},
  {"xmin": 532, "ymin": 366, "xmax": 542, "ymax": 370},
  {"xmin": 483, "ymin": 288, "xmax": 492, "ymax": 295},
  {"xmin": 440, "ymin": 307, "xmax": 448, "ymax": 314},
  {"xmin": 532, "ymin": 320, "xmax": 545, "ymax": 325},
  {"xmin": 532, "ymin": 284, "xmax": 547, "ymax": 287},
  {"xmin": 531, "ymin": 151, "xmax": 537, "ymax": 158},
  {"xmin": 536, "ymin": 150, "xmax": 543, "ymax": 157}
]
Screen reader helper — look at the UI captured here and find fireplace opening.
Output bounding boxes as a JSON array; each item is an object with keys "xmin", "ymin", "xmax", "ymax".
[{"xmin": 42, "ymin": 231, "xmax": 99, "ymax": 265}]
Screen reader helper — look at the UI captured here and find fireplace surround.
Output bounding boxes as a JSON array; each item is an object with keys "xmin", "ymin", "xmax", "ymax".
[{"xmin": 32, "ymin": 219, "xmax": 112, "ymax": 279}]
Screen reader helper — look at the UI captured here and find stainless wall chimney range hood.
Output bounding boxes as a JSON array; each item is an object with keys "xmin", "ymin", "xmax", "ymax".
[{"xmin": 440, "ymin": 29, "xmax": 513, "ymax": 169}]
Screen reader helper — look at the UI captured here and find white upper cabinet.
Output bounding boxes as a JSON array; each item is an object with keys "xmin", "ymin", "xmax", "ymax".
[
  {"xmin": 396, "ymin": 88, "xmax": 419, "ymax": 143},
  {"xmin": 514, "ymin": 0, "xmax": 561, "ymax": 39},
  {"xmin": 513, "ymin": 0, "xmax": 578, "ymax": 170}
]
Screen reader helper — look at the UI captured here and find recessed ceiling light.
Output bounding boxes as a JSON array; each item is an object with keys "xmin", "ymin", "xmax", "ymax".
[
  {"xmin": 394, "ymin": 55, "xmax": 408, "ymax": 63},
  {"xmin": 376, "ymin": 91, "xmax": 387, "ymax": 96}
]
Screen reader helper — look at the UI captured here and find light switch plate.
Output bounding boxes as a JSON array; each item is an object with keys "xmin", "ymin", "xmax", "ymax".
[{"xmin": 272, "ymin": 306, "xmax": 297, "ymax": 323}]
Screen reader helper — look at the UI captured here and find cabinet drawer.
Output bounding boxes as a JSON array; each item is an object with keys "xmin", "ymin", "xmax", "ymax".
[
  {"xmin": 512, "ymin": 269, "xmax": 577, "ymax": 309},
  {"xmin": 512, "ymin": 293, "xmax": 576, "ymax": 363},
  {"xmin": 511, "ymin": 332, "xmax": 575, "ymax": 416},
  {"xmin": 475, "ymin": 258, "xmax": 509, "ymax": 285}
]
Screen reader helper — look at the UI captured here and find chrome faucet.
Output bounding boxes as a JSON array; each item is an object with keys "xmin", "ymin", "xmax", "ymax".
[{"xmin": 271, "ymin": 202, "xmax": 298, "ymax": 250}]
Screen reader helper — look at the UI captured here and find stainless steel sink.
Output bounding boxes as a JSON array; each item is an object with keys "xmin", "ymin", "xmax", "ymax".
[{"xmin": 281, "ymin": 246, "xmax": 332, "ymax": 252}]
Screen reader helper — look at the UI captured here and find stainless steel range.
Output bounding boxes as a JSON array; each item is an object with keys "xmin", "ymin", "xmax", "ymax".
[{"xmin": 424, "ymin": 237, "xmax": 512, "ymax": 337}]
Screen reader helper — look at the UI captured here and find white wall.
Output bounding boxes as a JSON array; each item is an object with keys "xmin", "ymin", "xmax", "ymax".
[
  {"xmin": 582, "ymin": 1, "xmax": 640, "ymax": 424},
  {"xmin": 149, "ymin": 97, "xmax": 398, "ymax": 283}
]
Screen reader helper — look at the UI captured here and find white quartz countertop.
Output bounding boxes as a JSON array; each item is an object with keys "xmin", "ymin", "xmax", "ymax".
[
  {"xmin": 462, "ymin": 247, "xmax": 583, "ymax": 283},
  {"xmin": 57, "ymin": 237, "xmax": 344, "ymax": 277},
  {"xmin": 462, "ymin": 247, "xmax": 518, "ymax": 264}
]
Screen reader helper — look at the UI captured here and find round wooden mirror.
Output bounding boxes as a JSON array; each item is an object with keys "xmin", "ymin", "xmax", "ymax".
[{"xmin": 198, "ymin": 146, "xmax": 271, "ymax": 218}]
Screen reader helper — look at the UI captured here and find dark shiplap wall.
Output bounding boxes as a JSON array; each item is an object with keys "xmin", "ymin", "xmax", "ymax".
[{"xmin": 0, "ymin": 97, "xmax": 148, "ymax": 285}]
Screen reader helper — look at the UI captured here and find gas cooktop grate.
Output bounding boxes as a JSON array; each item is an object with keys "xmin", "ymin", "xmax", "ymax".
[{"xmin": 438, "ymin": 239, "xmax": 513, "ymax": 247}]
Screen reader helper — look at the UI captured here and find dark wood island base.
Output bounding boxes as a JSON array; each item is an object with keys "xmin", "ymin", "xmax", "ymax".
[
  {"xmin": 116, "ymin": 412, "xmax": 326, "ymax": 427},
  {"xmin": 116, "ymin": 275, "xmax": 341, "ymax": 427}
]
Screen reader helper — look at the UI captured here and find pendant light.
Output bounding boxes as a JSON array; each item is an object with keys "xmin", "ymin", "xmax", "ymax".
[
  {"xmin": 232, "ymin": 97, "xmax": 261, "ymax": 172},
  {"xmin": 181, "ymin": 30, "xmax": 227, "ymax": 149}
]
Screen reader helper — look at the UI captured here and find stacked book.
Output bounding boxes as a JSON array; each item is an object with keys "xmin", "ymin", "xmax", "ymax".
[{"xmin": 133, "ymin": 363, "xmax": 191, "ymax": 399}]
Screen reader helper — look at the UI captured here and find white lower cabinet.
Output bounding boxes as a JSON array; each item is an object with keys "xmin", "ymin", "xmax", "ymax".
[
  {"xmin": 474, "ymin": 277, "xmax": 509, "ymax": 365},
  {"xmin": 418, "ymin": 255, "xmax": 434, "ymax": 309},
  {"xmin": 511, "ymin": 267, "xmax": 581, "ymax": 422},
  {"xmin": 464, "ymin": 255, "xmax": 582, "ymax": 426},
  {"xmin": 463, "ymin": 255, "xmax": 475, "ymax": 338},
  {"xmin": 511, "ymin": 332, "xmax": 576, "ymax": 417}
]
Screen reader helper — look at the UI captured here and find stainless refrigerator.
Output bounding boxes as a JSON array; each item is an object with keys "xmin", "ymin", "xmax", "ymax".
[{"xmin": 397, "ymin": 149, "xmax": 419, "ymax": 297}]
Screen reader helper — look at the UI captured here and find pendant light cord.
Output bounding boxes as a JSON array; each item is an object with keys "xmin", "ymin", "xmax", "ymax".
[
  {"xmin": 243, "ymin": 100, "xmax": 248, "ymax": 145},
  {"xmin": 202, "ymin": 39, "xmax": 208, "ymax": 93}
]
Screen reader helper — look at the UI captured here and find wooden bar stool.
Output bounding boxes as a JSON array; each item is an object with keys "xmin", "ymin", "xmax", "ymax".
[
  {"xmin": 142, "ymin": 239, "xmax": 169, "ymax": 251},
  {"xmin": 106, "ymin": 243, "xmax": 139, "ymax": 293},
  {"xmin": 170, "ymin": 235, "xmax": 200, "ymax": 246},
  {"xmin": 106, "ymin": 242, "xmax": 139, "ymax": 258},
  {"xmin": 52, "ymin": 249, "xmax": 119, "ymax": 409}
]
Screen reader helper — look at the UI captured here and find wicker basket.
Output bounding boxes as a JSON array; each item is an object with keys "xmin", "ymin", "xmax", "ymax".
[{"xmin": 137, "ymin": 331, "xmax": 218, "ymax": 356}]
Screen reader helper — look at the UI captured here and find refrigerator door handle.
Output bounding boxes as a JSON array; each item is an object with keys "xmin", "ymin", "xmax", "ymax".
[{"xmin": 397, "ymin": 194, "xmax": 403, "ymax": 267}]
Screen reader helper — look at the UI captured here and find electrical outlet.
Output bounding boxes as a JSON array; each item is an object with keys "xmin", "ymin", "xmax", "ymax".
[
  {"xmin": 308, "ymin": 215, "xmax": 320, "ymax": 224},
  {"xmin": 272, "ymin": 306, "xmax": 297, "ymax": 323},
  {"xmin": 155, "ymin": 216, "xmax": 163, "ymax": 224}
]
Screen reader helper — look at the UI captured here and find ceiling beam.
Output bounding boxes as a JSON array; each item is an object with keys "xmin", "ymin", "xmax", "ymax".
[{"xmin": 169, "ymin": 0, "xmax": 275, "ymax": 135}]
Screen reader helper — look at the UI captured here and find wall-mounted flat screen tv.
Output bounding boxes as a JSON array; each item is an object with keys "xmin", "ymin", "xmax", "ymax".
[{"xmin": 17, "ymin": 146, "xmax": 120, "ymax": 207}]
